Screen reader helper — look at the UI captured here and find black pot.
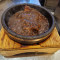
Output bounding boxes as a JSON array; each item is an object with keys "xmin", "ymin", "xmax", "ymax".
[{"xmin": 1, "ymin": 4, "xmax": 55, "ymax": 45}]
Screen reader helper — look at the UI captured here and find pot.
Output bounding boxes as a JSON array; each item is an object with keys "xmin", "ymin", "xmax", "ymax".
[{"xmin": 1, "ymin": 4, "xmax": 55, "ymax": 44}]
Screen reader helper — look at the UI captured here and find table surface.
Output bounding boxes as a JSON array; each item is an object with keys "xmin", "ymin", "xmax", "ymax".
[{"xmin": 0, "ymin": 0, "xmax": 60, "ymax": 60}]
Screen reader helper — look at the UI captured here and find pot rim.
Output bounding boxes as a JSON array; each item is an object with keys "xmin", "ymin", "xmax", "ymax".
[{"xmin": 1, "ymin": 3, "xmax": 55, "ymax": 40}]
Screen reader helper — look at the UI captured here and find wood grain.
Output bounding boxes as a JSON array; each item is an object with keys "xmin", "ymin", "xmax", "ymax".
[
  {"xmin": 0, "ymin": 27, "xmax": 60, "ymax": 49},
  {"xmin": 0, "ymin": 27, "xmax": 60, "ymax": 57},
  {"xmin": 40, "ymin": 28, "xmax": 60, "ymax": 47},
  {"xmin": 0, "ymin": 28, "xmax": 21, "ymax": 49},
  {"xmin": 0, "ymin": 48, "xmax": 60, "ymax": 56}
]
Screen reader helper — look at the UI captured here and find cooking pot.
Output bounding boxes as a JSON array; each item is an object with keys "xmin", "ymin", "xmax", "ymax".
[{"xmin": 1, "ymin": 4, "xmax": 55, "ymax": 44}]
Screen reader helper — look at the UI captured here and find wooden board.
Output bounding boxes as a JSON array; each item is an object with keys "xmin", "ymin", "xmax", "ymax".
[{"xmin": 0, "ymin": 27, "xmax": 60, "ymax": 57}]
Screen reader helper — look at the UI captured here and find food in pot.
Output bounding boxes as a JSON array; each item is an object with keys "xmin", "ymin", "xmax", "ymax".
[{"xmin": 8, "ymin": 6, "xmax": 49, "ymax": 36}]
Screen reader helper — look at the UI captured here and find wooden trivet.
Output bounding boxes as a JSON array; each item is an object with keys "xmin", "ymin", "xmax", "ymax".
[{"xmin": 0, "ymin": 27, "xmax": 60, "ymax": 57}]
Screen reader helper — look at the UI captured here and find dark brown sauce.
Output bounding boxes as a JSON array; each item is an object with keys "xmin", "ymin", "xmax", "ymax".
[{"xmin": 8, "ymin": 6, "xmax": 49, "ymax": 36}]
